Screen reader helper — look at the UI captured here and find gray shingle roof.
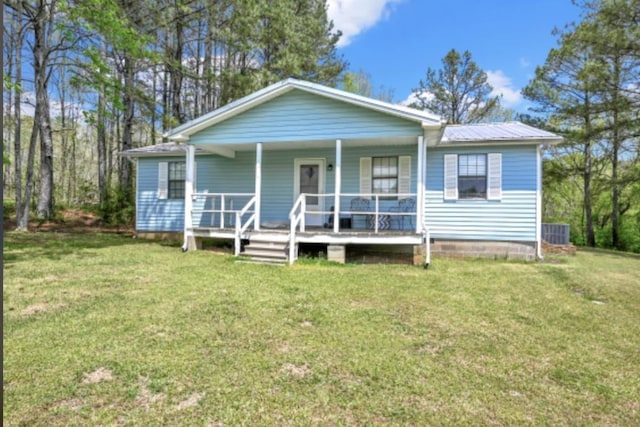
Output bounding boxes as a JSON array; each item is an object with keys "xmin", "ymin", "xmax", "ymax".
[{"xmin": 442, "ymin": 121, "xmax": 561, "ymax": 144}]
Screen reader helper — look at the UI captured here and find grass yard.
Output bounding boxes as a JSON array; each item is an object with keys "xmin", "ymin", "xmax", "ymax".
[{"xmin": 3, "ymin": 231, "xmax": 640, "ymax": 425}]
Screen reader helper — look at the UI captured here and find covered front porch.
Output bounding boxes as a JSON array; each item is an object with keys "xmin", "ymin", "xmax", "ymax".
[{"xmin": 181, "ymin": 136, "xmax": 430, "ymax": 264}]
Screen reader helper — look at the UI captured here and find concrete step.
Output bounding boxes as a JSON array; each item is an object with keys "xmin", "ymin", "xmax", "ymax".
[
  {"xmin": 240, "ymin": 237, "xmax": 289, "ymax": 264},
  {"xmin": 242, "ymin": 247, "xmax": 287, "ymax": 259},
  {"xmin": 246, "ymin": 241, "xmax": 287, "ymax": 251}
]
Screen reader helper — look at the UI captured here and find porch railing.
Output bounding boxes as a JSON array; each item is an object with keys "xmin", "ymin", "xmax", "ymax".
[
  {"xmin": 289, "ymin": 193, "xmax": 418, "ymax": 231},
  {"xmin": 287, "ymin": 192, "xmax": 418, "ymax": 264},
  {"xmin": 191, "ymin": 192, "xmax": 254, "ymax": 229},
  {"xmin": 235, "ymin": 196, "xmax": 257, "ymax": 256}
]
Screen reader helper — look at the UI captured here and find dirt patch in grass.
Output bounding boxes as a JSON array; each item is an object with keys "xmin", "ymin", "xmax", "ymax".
[
  {"xmin": 20, "ymin": 302, "xmax": 66, "ymax": 316},
  {"xmin": 176, "ymin": 392, "xmax": 205, "ymax": 410},
  {"xmin": 135, "ymin": 376, "xmax": 166, "ymax": 410},
  {"xmin": 82, "ymin": 367, "xmax": 114, "ymax": 384},
  {"xmin": 281, "ymin": 363, "xmax": 312, "ymax": 378},
  {"xmin": 52, "ymin": 397, "xmax": 85, "ymax": 411}
]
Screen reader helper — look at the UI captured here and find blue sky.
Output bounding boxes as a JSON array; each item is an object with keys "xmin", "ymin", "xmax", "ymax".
[{"xmin": 328, "ymin": 0, "xmax": 583, "ymax": 112}]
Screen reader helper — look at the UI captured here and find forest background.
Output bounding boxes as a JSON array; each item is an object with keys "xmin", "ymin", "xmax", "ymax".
[{"xmin": 2, "ymin": 0, "xmax": 639, "ymax": 252}]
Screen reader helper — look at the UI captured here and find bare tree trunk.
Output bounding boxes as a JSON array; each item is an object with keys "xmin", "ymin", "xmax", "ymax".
[
  {"xmin": 29, "ymin": 0, "xmax": 56, "ymax": 219},
  {"xmin": 170, "ymin": 13, "xmax": 184, "ymax": 124},
  {"xmin": 13, "ymin": 11, "xmax": 23, "ymax": 222},
  {"xmin": 58, "ymin": 68, "xmax": 68, "ymax": 205},
  {"xmin": 583, "ymin": 96, "xmax": 595, "ymax": 247},
  {"xmin": 97, "ymin": 86, "xmax": 108, "ymax": 208},
  {"xmin": 610, "ymin": 55, "xmax": 622, "ymax": 250},
  {"xmin": 119, "ymin": 55, "xmax": 134, "ymax": 196},
  {"xmin": 17, "ymin": 106, "xmax": 39, "ymax": 230}
]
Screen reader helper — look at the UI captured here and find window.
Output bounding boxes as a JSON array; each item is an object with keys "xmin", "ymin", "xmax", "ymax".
[
  {"xmin": 458, "ymin": 154, "xmax": 486, "ymax": 199},
  {"xmin": 168, "ymin": 161, "xmax": 186, "ymax": 199},
  {"xmin": 372, "ymin": 156, "xmax": 398, "ymax": 198}
]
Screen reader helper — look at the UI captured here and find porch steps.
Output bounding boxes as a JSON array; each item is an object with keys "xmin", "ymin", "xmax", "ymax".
[{"xmin": 239, "ymin": 237, "xmax": 288, "ymax": 264}]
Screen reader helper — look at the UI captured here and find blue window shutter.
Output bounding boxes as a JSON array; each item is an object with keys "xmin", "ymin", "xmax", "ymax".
[
  {"xmin": 444, "ymin": 154, "xmax": 458, "ymax": 200},
  {"xmin": 360, "ymin": 157, "xmax": 372, "ymax": 199},
  {"xmin": 398, "ymin": 156, "xmax": 411, "ymax": 196},
  {"xmin": 158, "ymin": 162, "xmax": 168, "ymax": 200},
  {"xmin": 487, "ymin": 153, "xmax": 502, "ymax": 200}
]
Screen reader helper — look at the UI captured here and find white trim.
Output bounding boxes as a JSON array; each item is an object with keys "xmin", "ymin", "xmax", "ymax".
[
  {"xmin": 487, "ymin": 153, "xmax": 502, "ymax": 200},
  {"xmin": 157, "ymin": 162, "xmax": 168, "ymax": 200},
  {"xmin": 398, "ymin": 155, "xmax": 412, "ymax": 196},
  {"xmin": 359, "ymin": 157, "xmax": 372, "ymax": 199},
  {"xmin": 536, "ymin": 145, "xmax": 543, "ymax": 260},
  {"xmin": 416, "ymin": 136, "xmax": 424, "ymax": 233},
  {"xmin": 293, "ymin": 158, "xmax": 326, "ymax": 227},
  {"xmin": 195, "ymin": 144, "xmax": 236, "ymax": 158},
  {"xmin": 334, "ymin": 139, "xmax": 342, "ymax": 233},
  {"xmin": 255, "ymin": 143, "xmax": 262, "ymax": 231},
  {"xmin": 135, "ymin": 159, "xmax": 139, "ymax": 230},
  {"xmin": 443, "ymin": 154, "xmax": 458, "ymax": 200},
  {"xmin": 183, "ymin": 145, "xmax": 195, "ymax": 250}
]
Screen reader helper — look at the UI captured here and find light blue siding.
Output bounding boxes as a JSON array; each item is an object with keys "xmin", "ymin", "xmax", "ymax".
[
  {"xmin": 189, "ymin": 90, "xmax": 423, "ymax": 145},
  {"xmin": 136, "ymin": 145, "xmax": 420, "ymax": 232},
  {"xmin": 137, "ymin": 156, "xmax": 186, "ymax": 232},
  {"xmin": 424, "ymin": 145, "xmax": 538, "ymax": 241}
]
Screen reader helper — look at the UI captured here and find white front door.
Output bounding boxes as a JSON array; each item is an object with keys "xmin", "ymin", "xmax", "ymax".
[{"xmin": 294, "ymin": 158, "xmax": 325, "ymax": 226}]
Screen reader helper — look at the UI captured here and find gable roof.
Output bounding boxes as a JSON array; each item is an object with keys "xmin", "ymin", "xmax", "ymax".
[
  {"xmin": 164, "ymin": 78, "xmax": 445, "ymax": 141},
  {"xmin": 441, "ymin": 122, "xmax": 562, "ymax": 145}
]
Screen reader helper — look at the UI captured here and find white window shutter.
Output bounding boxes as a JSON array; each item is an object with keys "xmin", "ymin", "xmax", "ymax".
[
  {"xmin": 360, "ymin": 157, "xmax": 372, "ymax": 199},
  {"xmin": 444, "ymin": 154, "xmax": 458, "ymax": 200},
  {"xmin": 193, "ymin": 161, "xmax": 197, "ymax": 193},
  {"xmin": 487, "ymin": 153, "xmax": 502, "ymax": 200},
  {"xmin": 398, "ymin": 156, "xmax": 411, "ymax": 196},
  {"xmin": 158, "ymin": 162, "xmax": 168, "ymax": 200}
]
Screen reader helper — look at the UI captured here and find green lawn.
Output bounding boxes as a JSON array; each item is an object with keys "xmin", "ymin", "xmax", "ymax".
[{"xmin": 3, "ymin": 232, "xmax": 640, "ymax": 425}]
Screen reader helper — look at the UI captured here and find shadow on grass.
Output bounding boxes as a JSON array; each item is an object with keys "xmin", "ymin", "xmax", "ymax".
[{"xmin": 3, "ymin": 230, "xmax": 145, "ymax": 266}]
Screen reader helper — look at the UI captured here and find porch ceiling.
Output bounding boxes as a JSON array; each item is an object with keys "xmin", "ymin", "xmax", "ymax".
[{"xmin": 193, "ymin": 135, "xmax": 419, "ymax": 154}]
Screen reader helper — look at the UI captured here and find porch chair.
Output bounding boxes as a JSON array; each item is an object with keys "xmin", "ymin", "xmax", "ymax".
[
  {"xmin": 350, "ymin": 197, "xmax": 370, "ymax": 229},
  {"xmin": 391, "ymin": 197, "xmax": 416, "ymax": 230}
]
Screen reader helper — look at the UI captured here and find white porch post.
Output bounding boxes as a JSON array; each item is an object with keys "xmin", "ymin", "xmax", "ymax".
[
  {"xmin": 183, "ymin": 144, "xmax": 196, "ymax": 250},
  {"xmin": 333, "ymin": 139, "xmax": 342, "ymax": 233},
  {"xmin": 254, "ymin": 142, "xmax": 262, "ymax": 231},
  {"xmin": 416, "ymin": 136, "xmax": 425, "ymax": 234},
  {"xmin": 536, "ymin": 144, "xmax": 543, "ymax": 259}
]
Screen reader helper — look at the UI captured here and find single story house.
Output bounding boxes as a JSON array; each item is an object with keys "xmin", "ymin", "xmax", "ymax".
[{"xmin": 123, "ymin": 78, "xmax": 562, "ymax": 265}]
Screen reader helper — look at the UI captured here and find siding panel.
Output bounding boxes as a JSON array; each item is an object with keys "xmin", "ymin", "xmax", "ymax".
[
  {"xmin": 189, "ymin": 90, "xmax": 422, "ymax": 145},
  {"xmin": 425, "ymin": 145, "xmax": 538, "ymax": 242}
]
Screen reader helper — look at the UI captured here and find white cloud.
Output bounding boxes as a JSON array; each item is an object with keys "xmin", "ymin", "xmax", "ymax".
[
  {"xmin": 400, "ymin": 90, "xmax": 433, "ymax": 107},
  {"xmin": 486, "ymin": 70, "xmax": 522, "ymax": 107},
  {"xmin": 327, "ymin": 0, "xmax": 404, "ymax": 47},
  {"xmin": 519, "ymin": 57, "xmax": 530, "ymax": 68}
]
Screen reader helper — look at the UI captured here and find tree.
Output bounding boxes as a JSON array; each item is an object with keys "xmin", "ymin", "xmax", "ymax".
[
  {"xmin": 573, "ymin": 0, "xmax": 640, "ymax": 249},
  {"xmin": 524, "ymin": 0, "xmax": 640, "ymax": 250},
  {"xmin": 412, "ymin": 49, "xmax": 501, "ymax": 124},
  {"xmin": 341, "ymin": 68, "xmax": 395, "ymax": 102}
]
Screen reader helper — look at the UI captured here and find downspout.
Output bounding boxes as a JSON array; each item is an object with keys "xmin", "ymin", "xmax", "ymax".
[{"xmin": 536, "ymin": 144, "xmax": 544, "ymax": 260}]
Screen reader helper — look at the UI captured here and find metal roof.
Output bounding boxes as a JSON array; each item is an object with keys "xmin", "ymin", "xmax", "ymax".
[{"xmin": 441, "ymin": 121, "xmax": 562, "ymax": 144}]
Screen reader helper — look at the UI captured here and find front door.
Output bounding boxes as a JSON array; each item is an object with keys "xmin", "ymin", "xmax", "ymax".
[{"xmin": 294, "ymin": 158, "xmax": 325, "ymax": 226}]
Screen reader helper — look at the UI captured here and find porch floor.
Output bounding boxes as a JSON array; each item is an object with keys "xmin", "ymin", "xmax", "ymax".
[{"xmin": 190, "ymin": 226, "xmax": 424, "ymax": 245}]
